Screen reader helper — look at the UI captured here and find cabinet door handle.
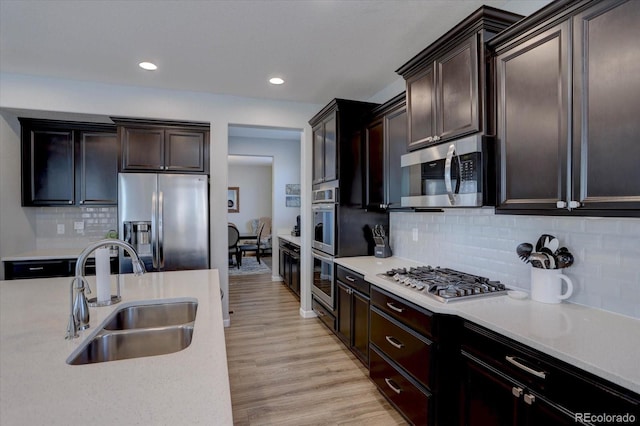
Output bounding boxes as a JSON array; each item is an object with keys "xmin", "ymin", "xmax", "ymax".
[
  {"xmin": 386, "ymin": 302, "xmax": 404, "ymax": 313},
  {"xmin": 556, "ymin": 200, "xmax": 567, "ymax": 208},
  {"xmin": 345, "ymin": 276, "xmax": 357, "ymax": 283},
  {"xmin": 512, "ymin": 386, "xmax": 523, "ymax": 398},
  {"xmin": 505, "ymin": 356, "xmax": 547, "ymax": 379},
  {"xmin": 524, "ymin": 394, "xmax": 536, "ymax": 405},
  {"xmin": 385, "ymin": 335, "xmax": 404, "ymax": 350},
  {"xmin": 426, "ymin": 136, "xmax": 434, "ymax": 143},
  {"xmin": 384, "ymin": 378, "xmax": 402, "ymax": 395},
  {"xmin": 568, "ymin": 200, "xmax": 581, "ymax": 209},
  {"xmin": 433, "ymin": 135, "xmax": 441, "ymax": 142},
  {"xmin": 28, "ymin": 267, "xmax": 44, "ymax": 271}
]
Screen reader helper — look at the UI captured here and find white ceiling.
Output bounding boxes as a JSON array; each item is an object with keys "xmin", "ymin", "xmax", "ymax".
[{"xmin": 0, "ymin": 0, "xmax": 552, "ymax": 105}]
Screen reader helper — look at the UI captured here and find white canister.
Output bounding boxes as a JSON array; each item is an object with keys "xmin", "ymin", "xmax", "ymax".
[{"xmin": 530, "ymin": 267, "xmax": 573, "ymax": 304}]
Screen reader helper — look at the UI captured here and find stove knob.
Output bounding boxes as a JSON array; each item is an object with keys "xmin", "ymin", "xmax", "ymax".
[{"xmin": 416, "ymin": 285, "xmax": 425, "ymax": 291}]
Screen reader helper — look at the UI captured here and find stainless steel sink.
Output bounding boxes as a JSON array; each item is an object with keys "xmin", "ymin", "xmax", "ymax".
[
  {"xmin": 67, "ymin": 299, "xmax": 198, "ymax": 365},
  {"xmin": 103, "ymin": 301, "xmax": 197, "ymax": 330},
  {"xmin": 67, "ymin": 326, "xmax": 194, "ymax": 365}
]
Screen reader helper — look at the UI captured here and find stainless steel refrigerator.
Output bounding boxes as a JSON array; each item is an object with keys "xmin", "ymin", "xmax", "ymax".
[{"xmin": 118, "ymin": 173, "xmax": 209, "ymax": 273}]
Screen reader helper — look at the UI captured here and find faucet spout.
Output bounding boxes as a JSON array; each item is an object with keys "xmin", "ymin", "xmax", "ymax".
[{"xmin": 65, "ymin": 239, "xmax": 146, "ymax": 339}]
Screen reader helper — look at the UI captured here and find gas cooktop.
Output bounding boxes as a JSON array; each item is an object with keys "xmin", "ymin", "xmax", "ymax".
[{"xmin": 378, "ymin": 266, "xmax": 508, "ymax": 303}]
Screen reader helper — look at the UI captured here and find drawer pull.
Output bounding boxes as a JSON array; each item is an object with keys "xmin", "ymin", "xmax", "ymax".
[
  {"xmin": 505, "ymin": 356, "xmax": 547, "ymax": 379},
  {"xmin": 28, "ymin": 267, "xmax": 44, "ymax": 271},
  {"xmin": 512, "ymin": 387, "xmax": 523, "ymax": 398},
  {"xmin": 384, "ymin": 378, "xmax": 402, "ymax": 395},
  {"xmin": 345, "ymin": 275, "xmax": 357, "ymax": 283},
  {"xmin": 386, "ymin": 302, "xmax": 404, "ymax": 313},
  {"xmin": 385, "ymin": 335, "xmax": 404, "ymax": 350},
  {"xmin": 524, "ymin": 394, "xmax": 536, "ymax": 405}
]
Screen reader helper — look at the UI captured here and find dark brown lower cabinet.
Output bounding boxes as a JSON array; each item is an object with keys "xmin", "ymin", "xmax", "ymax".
[
  {"xmin": 335, "ymin": 265, "xmax": 369, "ymax": 366},
  {"xmin": 278, "ymin": 240, "xmax": 300, "ymax": 299},
  {"xmin": 460, "ymin": 321, "xmax": 640, "ymax": 426},
  {"xmin": 370, "ymin": 346, "xmax": 431, "ymax": 426},
  {"xmin": 4, "ymin": 257, "xmax": 118, "ymax": 280}
]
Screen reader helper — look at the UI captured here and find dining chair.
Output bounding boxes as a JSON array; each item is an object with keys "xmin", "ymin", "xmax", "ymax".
[
  {"xmin": 239, "ymin": 222, "xmax": 266, "ymax": 264},
  {"xmin": 228, "ymin": 224, "xmax": 241, "ymax": 268}
]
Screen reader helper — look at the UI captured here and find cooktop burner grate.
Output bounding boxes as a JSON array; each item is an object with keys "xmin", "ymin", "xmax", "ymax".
[{"xmin": 379, "ymin": 266, "xmax": 508, "ymax": 303}]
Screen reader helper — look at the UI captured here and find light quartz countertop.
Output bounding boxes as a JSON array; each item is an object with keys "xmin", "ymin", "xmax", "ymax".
[
  {"xmin": 2, "ymin": 248, "xmax": 117, "ymax": 261},
  {"xmin": 277, "ymin": 234, "xmax": 301, "ymax": 246},
  {"xmin": 335, "ymin": 256, "xmax": 640, "ymax": 395},
  {"xmin": 0, "ymin": 269, "xmax": 232, "ymax": 425}
]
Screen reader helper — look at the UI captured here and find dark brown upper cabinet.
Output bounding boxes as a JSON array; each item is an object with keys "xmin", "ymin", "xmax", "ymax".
[
  {"xmin": 20, "ymin": 119, "xmax": 117, "ymax": 206},
  {"xmin": 397, "ymin": 6, "xmax": 522, "ymax": 151},
  {"xmin": 364, "ymin": 93, "xmax": 407, "ymax": 210},
  {"xmin": 309, "ymin": 99, "xmax": 378, "ymax": 202},
  {"xmin": 77, "ymin": 130, "xmax": 118, "ymax": 205},
  {"xmin": 490, "ymin": 0, "xmax": 640, "ymax": 216},
  {"xmin": 115, "ymin": 118, "xmax": 209, "ymax": 174}
]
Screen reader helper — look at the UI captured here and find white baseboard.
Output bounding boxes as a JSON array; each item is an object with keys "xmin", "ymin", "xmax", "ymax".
[
  {"xmin": 272, "ymin": 275, "xmax": 283, "ymax": 282},
  {"xmin": 299, "ymin": 307, "xmax": 317, "ymax": 318}
]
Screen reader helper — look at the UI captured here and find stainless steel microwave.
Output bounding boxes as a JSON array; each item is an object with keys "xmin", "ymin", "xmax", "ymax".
[{"xmin": 401, "ymin": 134, "xmax": 493, "ymax": 208}]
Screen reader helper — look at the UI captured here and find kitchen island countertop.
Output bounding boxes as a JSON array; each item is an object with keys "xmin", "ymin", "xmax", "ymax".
[
  {"xmin": 2, "ymin": 248, "xmax": 117, "ymax": 261},
  {"xmin": 0, "ymin": 269, "xmax": 232, "ymax": 425},
  {"xmin": 336, "ymin": 256, "xmax": 640, "ymax": 395}
]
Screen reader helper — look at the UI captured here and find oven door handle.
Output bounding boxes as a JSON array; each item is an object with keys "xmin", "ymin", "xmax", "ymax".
[
  {"xmin": 444, "ymin": 143, "xmax": 456, "ymax": 206},
  {"xmin": 312, "ymin": 250, "xmax": 334, "ymax": 264},
  {"xmin": 312, "ymin": 204, "xmax": 333, "ymax": 211}
]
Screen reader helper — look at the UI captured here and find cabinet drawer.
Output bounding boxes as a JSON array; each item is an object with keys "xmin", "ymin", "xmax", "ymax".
[
  {"xmin": 370, "ymin": 346, "xmax": 431, "ymax": 426},
  {"xmin": 5, "ymin": 260, "xmax": 70, "ymax": 280},
  {"xmin": 462, "ymin": 322, "xmax": 640, "ymax": 418},
  {"xmin": 371, "ymin": 287, "xmax": 433, "ymax": 338},
  {"xmin": 336, "ymin": 265, "xmax": 369, "ymax": 296},
  {"xmin": 371, "ymin": 307, "xmax": 433, "ymax": 390},
  {"xmin": 312, "ymin": 297, "xmax": 335, "ymax": 332}
]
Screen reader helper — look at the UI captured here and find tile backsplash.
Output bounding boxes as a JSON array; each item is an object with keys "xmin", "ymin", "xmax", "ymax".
[
  {"xmin": 35, "ymin": 207, "xmax": 117, "ymax": 249},
  {"xmin": 390, "ymin": 209, "xmax": 640, "ymax": 319}
]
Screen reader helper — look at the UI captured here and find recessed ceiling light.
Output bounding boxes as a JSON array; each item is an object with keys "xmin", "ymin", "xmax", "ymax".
[
  {"xmin": 269, "ymin": 77, "xmax": 285, "ymax": 85},
  {"xmin": 139, "ymin": 61, "xmax": 158, "ymax": 71}
]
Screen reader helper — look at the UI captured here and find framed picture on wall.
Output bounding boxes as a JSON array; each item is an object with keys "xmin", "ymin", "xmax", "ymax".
[{"xmin": 228, "ymin": 187, "xmax": 239, "ymax": 213}]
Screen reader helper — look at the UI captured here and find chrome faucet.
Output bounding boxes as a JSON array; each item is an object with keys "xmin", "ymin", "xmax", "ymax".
[{"xmin": 66, "ymin": 239, "xmax": 146, "ymax": 339}]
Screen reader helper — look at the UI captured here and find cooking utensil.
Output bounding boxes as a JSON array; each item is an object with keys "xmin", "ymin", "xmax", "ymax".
[
  {"xmin": 556, "ymin": 251, "xmax": 574, "ymax": 268},
  {"xmin": 516, "ymin": 243, "xmax": 533, "ymax": 262},
  {"xmin": 545, "ymin": 236, "xmax": 559, "ymax": 253},
  {"xmin": 539, "ymin": 247, "xmax": 558, "ymax": 269},
  {"xmin": 528, "ymin": 253, "xmax": 548, "ymax": 269},
  {"xmin": 536, "ymin": 234, "xmax": 556, "ymax": 252}
]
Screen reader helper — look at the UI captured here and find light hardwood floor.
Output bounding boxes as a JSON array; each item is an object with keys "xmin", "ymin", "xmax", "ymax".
[{"xmin": 225, "ymin": 272, "xmax": 408, "ymax": 426}]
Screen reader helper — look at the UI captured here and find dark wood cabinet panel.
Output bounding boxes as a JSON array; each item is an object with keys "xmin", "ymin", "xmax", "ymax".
[
  {"xmin": 365, "ymin": 119, "xmax": 384, "ymax": 209},
  {"xmin": 78, "ymin": 131, "xmax": 118, "ymax": 205},
  {"xmin": 323, "ymin": 113, "xmax": 337, "ymax": 182},
  {"xmin": 407, "ymin": 67, "xmax": 436, "ymax": 150},
  {"xmin": 352, "ymin": 290, "xmax": 369, "ymax": 363},
  {"xmin": 492, "ymin": 0, "xmax": 639, "ymax": 216},
  {"xmin": 460, "ymin": 321, "xmax": 640, "ymax": 426},
  {"xmin": 365, "ymin": 94, "xmax": 407, "ymax": 210},
  {"xmin": 309, "ymin": 99, "xmax": 377, "ymax": 188},
  {"xmin": 23, "ymin": 129, "xmax": 75, "ymax": 205},
  {"xmin": 165, "ymin": 129, "xmax": 205, "ymax": 172},
  {"xmin": 370, "ymin": 307, "xmax": 433, "ymax": 390},
  {"xmin": 121, "ymin": 127, "xmax": 164, "ymax": 170},
  {"xmin": 4, "ymin": 257, "xmax": 118, "ymax": 280},
  {"xmin": 312, "ymin": 123, "xmax": 324, "ymax": 184},
  {"xmin": 20, "ymin": 119, "xmax": 118, "ymax": 207},
  {"xmin": 278, "ymin": 240, "xmax": 300, "ymax": 299},
  {"xmin": 496, "ymin": 23, "xmax": 569, "ymax": 210},
  {"xmin": 335, "ymin": 266, "xmax": 370, "ymax": 366},
  {"xmin": 370, "ymin": 346, "xmax": 432, "ymax": 426},
  {"xmin": 436, "ymin": 34, "xmax": 479, "ymax": 140},
  {"xmin": 572, "ymin": 0, "xmax": 640, "ymax": 210},
  {"xmin": 116, "ymin": 119, "xmax": 209, "ymax": 173},
  {"xmin": 398, "ymin": 7, "xmax": 521, "ymax": 152}
]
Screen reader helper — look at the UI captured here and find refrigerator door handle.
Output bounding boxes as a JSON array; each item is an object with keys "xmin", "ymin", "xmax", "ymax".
[
  {"xmin": 151, "ymin": 191, "xmax": 158, "ymax": 269},
  {"xmin": 159, "ymin": 191, "xmax": 164, "ymax": 269}
]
